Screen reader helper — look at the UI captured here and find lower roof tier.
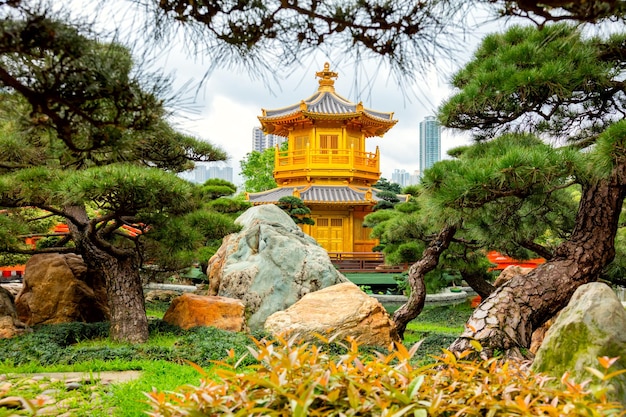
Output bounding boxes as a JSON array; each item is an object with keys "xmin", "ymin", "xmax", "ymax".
[{"xmin": 247, "ymin": 185, "xmax": 406, "ymax": 205}]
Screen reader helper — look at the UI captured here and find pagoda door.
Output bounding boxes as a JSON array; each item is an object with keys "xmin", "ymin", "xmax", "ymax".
[{"xmin": 313, "ymin": 217, "xmax": 348, "ymax": 252}]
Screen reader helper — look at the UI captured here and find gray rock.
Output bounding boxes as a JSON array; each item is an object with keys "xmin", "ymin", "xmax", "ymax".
[
  {"xmin": 65, "ymin": 382, "xmax": 82, "ymax": 391},
  {"xmin": 207, "ymin": 204, "xmax": 347, "ymax": 331},
  {"xmin": 532, "ymin": 282, "xmax": 626, "ymax": 404}
]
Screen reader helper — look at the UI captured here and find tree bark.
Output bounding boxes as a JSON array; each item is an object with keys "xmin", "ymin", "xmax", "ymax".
[
  {"xmin": 459, "ymin": 270, "xmax": 495, "ymax": 299},
  {"xmin": 393, "ymin": 225, "xmax": 457, "ymax": 338},
  {"xmin": 449, "ymin": 173, "xmax": 626, "ymax": 359},
  {"xmin": 96, "ymin": 252, "xmax": 148, "ymax": 343},
  {"xmin": 65, "ymin": 205, "xmax": 149, "ymax": 343}
]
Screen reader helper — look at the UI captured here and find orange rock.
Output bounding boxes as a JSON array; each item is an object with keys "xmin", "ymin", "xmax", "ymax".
[
  {"xmin": 530, "ymin": 318, "xmax": 553, "ymax": 355},
  {"xmin": 493, "ymin": 265, "xmax": 533, "ymax": 288},
  {"xmin": 206, "ymin": 234, "xmax": 234, "ymax": 296},
  {"xmin": 163, "ymin": 293, "xmax": 245, "ymax": 331},
  {"xmin": 264, "ymin": 282, "xmax": 399, "ymax": 348},
  {"xmin": 470, "ymin": 295, "xmax": 482, "ymax": 308}
]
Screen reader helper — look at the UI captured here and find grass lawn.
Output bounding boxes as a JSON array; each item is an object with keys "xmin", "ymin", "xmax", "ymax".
[{"xmin": 0, "ymin": 300, "xmax": 473, "ymax": 416}]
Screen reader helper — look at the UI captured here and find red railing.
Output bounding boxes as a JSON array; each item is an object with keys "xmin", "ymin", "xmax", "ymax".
[{"xmin": 328, "ymin": 252, "xmax": 407, "ymax": 273}]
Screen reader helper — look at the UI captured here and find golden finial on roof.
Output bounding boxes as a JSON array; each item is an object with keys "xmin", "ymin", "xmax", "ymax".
[{"xmin": 315, "ymin": 62, "xmax": 338, "ymax": 92}]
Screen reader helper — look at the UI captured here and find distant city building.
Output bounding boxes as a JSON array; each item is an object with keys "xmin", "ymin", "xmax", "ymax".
[
  {"xmin": 252, "ymin": 127, "xmax": 286, "ymax": 152},
  {"xmin": 392, "ymin": 169, "xmax": 410, "ymax": 187},
  {"xmin": 179, "ymin": 163, "xmax": 234, "ymax": 184},
  {"xmin": 419, "ymin": 116, "xmax": 441, "ymax": 176}
]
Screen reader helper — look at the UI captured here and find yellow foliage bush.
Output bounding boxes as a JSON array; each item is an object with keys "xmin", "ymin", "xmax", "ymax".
[{"xmin": 145, "ymin": 336, "xmax": 626, "ymax": 416}]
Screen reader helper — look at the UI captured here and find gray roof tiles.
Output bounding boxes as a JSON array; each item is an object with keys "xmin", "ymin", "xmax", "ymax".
[
  {"xmin": 261, "ymin": 90, "xmax": 393, "ymax": 121},
  {"xmin": 248, "ymin": 185, "xmax": 386, "ymax": 204}
]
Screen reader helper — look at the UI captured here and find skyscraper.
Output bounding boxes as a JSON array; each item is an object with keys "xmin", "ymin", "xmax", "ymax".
[
  {"xmin": 179, "ymin": 163, "xmax": 234, "ymax": 184},
  {"xmin": 251, "ymin": 126, "xmax": 265, "ymax": 152},
  {"xmin": 252, "ymin": 127, "xmax": 286, "ymax": 152},
  {"xmin": 419, "ymin": 116, "xmax": 441, "ymax": 175},
  {"xmin": 391, "ymin": 169, "xmax": 410, "ymax": 187}
]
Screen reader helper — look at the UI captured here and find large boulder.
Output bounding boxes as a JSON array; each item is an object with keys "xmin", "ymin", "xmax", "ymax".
[
  {"xmin": 163, "ymin": 293, "xmax": 245, "ymax": 331},
  {"xmin": 15, "ymin": 253, "xmax": 109, "ymax": 325},
  {"xmin": 207, "ymin": 204, "xmax": 347, "ymax": 331},
  {"xmin": 0, "ymin": 283, "xmax": 22, "ymax": 298},
  {"xmin": 264, "ymin": 282, "xmax": 400, "ymax": 348},
  {"xmin": 0, "ymin": 287, "xmax": 28, "ymax": 338},
  {"xmin": 532, "ymin": 282, "xmax": 626, "ymax": 403},
  {"xmin": 493, "ymin": 265, "xmax": 534, "ymax": 288}
]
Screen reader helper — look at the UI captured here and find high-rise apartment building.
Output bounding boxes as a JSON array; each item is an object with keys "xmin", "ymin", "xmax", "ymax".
[
  {"xmin": 391, "ymin": 169, "xmax": 410, "ymax": 187},
  {"xmin": 179, "ymin": 163, "xmax": 234, "ymax": 184},
  {"xmin": 252, "ymin": 127, "xmax": 286, "ymax": 152},
  {"xmin": 418, "ymin": 116, "xmax": 441, "ymax": 175}
]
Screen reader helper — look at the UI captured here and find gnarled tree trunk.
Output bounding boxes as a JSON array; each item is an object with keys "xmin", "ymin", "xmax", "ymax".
[
  {"xmin": 449, "ymin": 173, "xmax": 626, "ymax": 359},
  {"xmin": 393, "ymin": 225, "xmax": 457, "ymax": 338},
  {"xmin": 65, "ymin": 205, "xmax": 149, "ymax": 343}
]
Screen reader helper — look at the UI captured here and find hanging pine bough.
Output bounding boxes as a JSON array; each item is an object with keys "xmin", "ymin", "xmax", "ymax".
[
  {"xmin": 437, "ymin": 24, "xmax": 626, "ymax": 358},
  {"xmin": 0, "ymin": 6, "xmax": 230, "ymax": 343}
]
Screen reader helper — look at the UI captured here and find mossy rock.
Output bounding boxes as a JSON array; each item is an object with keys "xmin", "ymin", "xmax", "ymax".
[{"xmin": 532, "ymin": 283, "xmax": 626, "ymax": 404}]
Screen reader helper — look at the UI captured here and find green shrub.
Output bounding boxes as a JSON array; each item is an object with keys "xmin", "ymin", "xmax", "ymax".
[
  {"xmin": 0, "ymin": 322, "xmax": 110, "ymax": 366},
  {"xmin": 145, "ymin": 337, "xmax": 626, "ymax": 416},
  {"xmin": 416, "ymin": 302, "xmax": 474, "ymax": 328},
  {"xmin": 0, "ymin": 321, "xmax": 258, "ymax": 368},
  {"xmin": 174, "ymin": 326, "xmax": 259, "ymax": 368},
  {"xmin": 207, "ymin": 197, "xmax": 252, "ymax": 213}
]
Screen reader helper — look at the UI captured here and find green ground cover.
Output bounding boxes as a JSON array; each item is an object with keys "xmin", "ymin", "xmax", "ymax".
[{"xmin": 0, "ymin": 301, "xmax": 472, "ymax": 416}]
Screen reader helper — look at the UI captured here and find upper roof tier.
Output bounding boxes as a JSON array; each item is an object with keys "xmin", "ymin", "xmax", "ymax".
[{"xmin": 259, "ymin": 63, "xmax": 397, "ymax": 138}]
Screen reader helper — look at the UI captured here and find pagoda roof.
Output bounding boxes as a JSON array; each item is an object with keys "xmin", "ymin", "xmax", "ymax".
[
  {"xmin": 247, "ymin": 185, "xmax": 406, "ymax": 205},
  {"xmin": 259, "ymin": 63, "xmax": 397, "ymax": 137}
]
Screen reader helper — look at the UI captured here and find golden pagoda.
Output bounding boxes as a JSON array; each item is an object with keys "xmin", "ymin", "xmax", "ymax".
[{"xmin": 247, "ymin": 63, "xmax": 400, "ymax": 253}]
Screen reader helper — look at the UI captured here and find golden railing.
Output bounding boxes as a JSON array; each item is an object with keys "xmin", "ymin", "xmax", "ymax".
[{"xmin": 274, "ymin": 146, "xmax": 379, "ymax": 173}]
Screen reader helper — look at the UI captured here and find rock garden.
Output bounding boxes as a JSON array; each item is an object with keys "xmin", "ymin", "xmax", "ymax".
[{"xmin": 0, "ymin": 206, "xmax": 624, "ymax": 416}]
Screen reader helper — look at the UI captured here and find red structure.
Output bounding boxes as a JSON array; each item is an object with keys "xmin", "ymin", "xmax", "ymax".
[
  {"xmin": 1, "ymin": 223, "xmax": 142, "ymax": 281},
  {"xmin": 470, "ymin": 251, "xmax": 546, "ymax": 308},
  {"xmin": 1, "ymin": 264, "xmax": 24, "ymax": 280},
  {"xmin": 486, "ymin": 250, "xmax": 545, "ymax": 270}
]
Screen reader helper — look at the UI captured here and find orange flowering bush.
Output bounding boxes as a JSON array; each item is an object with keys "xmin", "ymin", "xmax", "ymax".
[{"xmin": 145, "ymin": 336, "xmax": 626, "ymax": 416}]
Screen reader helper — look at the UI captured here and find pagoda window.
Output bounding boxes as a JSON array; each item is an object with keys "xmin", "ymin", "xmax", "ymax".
[
  {"xmin": 348, "ymin": 135, "xmax": 362, "ymax": 152},
  {"xmin": 294, "ymin": 135, "xmax": 308, "ymax": 150},
  {"xmin": 320, "ymin": 134, "xmax": 339, "ymax": 154}
]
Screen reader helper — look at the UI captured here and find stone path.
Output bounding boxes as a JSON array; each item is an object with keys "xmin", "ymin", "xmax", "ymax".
[
  {"xmin": 16, "ymin": 370, "xmax": 142, "ymax": 384},
  {"xmin": 0, "ymin": 371, "xmax": 141, "ymax": 416}
]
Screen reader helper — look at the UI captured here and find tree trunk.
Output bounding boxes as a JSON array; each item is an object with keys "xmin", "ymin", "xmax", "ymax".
[
  {"xmin": 393, "ymin": 225, "xmax": 457, "ymax": 338},
  {"xmin": 449, "ymin": 175, "xmax": 626, "ymax": 359},
  {"xmin": 459, "ymin": 270, "xmax": 495, "ymax": 299},
  {"xmin": 97, "ymin": 253, "xmax": 148, "ymax": 343},
  {"xmin": 65, "ymin": 205, "xmax": 149, "ymax": 343}
]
